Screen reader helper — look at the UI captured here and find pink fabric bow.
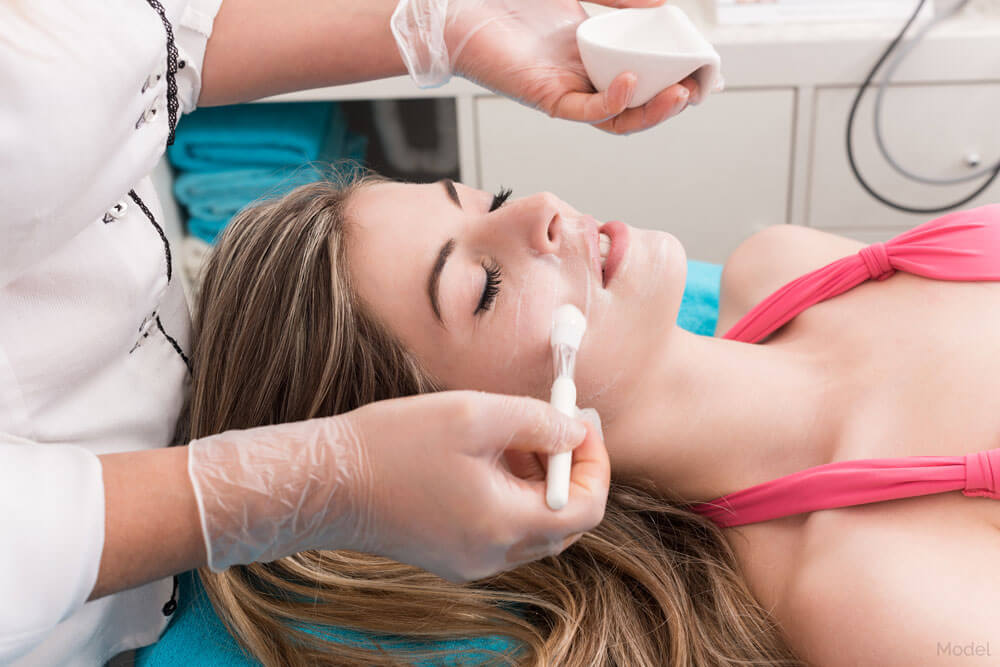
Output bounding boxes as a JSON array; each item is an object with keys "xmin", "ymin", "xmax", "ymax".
[
  {"xmin": 964, "ymin": 448, "xmax": 1000, "ymax": 499},
  {"xmin": 689, "ymin": 447, "xmax": 1000, "ymax": 528},
  {"xmin": 723, "ymin": 204, "xmax": 1000, "ymax": 344}
]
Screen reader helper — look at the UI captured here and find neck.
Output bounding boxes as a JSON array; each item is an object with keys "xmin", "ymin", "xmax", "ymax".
[{"xmin": 602, "ymin": 327, "xmax": 846, "ymax": 502}]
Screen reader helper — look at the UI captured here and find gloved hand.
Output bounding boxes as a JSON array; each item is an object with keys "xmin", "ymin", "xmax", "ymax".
[
  {"xmin": 187, "ymin": 391, "xmax": 609, "ymax": 582},
  {"xmin": 391, "ymin": 0, "xmax": 700, "ymax": 134}
]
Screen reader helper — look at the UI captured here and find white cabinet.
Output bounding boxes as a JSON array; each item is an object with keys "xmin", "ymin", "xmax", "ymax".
[
  {"xmin": 475, "ymin": 89, "xmax": 795, "ymax": 263},
  {"xmin": 808, "ymin": 83, "xmax": 1000, "ymax": 235}
]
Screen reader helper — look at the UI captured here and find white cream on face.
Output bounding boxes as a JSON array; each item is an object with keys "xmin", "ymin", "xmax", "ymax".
[
  {"xmin": 494, "ymin": 216, "xmax": 597, "ymax": 378},
  {"xmin": 497, "ymin": 262, "xmax": 560, "ymax": 372},
  {"xmin": 345, "ymin": 181, "xmax": 688, "ymax": 426}
]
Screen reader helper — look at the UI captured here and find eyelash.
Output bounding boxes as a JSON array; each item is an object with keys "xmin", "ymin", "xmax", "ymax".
[
  {"xmin": 489, "ymin": 187, "xmax": 513, "ymax": 212},
  {"xmin": 476, "ymin": 258, "xmax": 502, "ymax": 315},
  {"xmin": 472, "ymin": 187, "xmax": 511, "ymax": 314}
]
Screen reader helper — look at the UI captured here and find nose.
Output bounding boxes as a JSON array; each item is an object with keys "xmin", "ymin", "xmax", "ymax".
[{"xmin": 509, "ymin": 192, "xmax": 563, "ymax": 256}]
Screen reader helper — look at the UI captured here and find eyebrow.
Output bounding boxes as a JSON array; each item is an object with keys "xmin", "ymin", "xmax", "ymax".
[
  {"xmin": 441, "ymin": 178, "xmax": 462, "ymax": 209},
  {"xmin": 428, "ymin": 238, "xmax": 456, "ymax": 325}
]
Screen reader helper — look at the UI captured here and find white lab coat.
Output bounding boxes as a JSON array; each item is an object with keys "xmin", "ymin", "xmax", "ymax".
[{"xmin": 0, "ymin": 0, "xmax": 222, "ymax": 663}]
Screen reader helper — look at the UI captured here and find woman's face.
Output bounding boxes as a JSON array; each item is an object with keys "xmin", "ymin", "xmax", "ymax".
[{"xmin": 345, "ymin": 180, "xmax": 687, "ymax": 420}]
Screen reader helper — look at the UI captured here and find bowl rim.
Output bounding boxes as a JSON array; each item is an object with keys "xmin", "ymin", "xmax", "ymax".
[{"xmin": 576, "ymin": 6, "xmax": 716, "ymax": 59}]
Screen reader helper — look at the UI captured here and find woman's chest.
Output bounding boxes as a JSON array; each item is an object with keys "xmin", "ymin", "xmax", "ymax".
[
  {"xmin": 734, "ymin": 493, "xmax": 1000, "ymax": 665},
  {"xmin": 733, "ymin": 275, "xmax": 1000, "ymax": 625},
  {"xmin": 776, "ymin": 272, "xmax": 1000, "ymax": 463}
]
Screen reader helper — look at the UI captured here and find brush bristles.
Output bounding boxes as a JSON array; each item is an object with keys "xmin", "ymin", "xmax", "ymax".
[{"xmin": 550, "ymin": 304, "xmax": 587, "ymax": 350}]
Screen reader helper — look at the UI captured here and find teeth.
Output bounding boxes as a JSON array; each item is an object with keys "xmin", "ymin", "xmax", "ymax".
[{"xmin": 598, "ymin": 233, "xmax": 611, "ymax": 268}]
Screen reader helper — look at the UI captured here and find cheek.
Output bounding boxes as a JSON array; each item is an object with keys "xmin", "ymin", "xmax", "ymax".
[
  {"xmin": 442, "ymin": 262, "xmax": 570, "ymax": 399},
  {"xmin": 575, "ymin": 232, "xmax": 686, "ymax": 409}
]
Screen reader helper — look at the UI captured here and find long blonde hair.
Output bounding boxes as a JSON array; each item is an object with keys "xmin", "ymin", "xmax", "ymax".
[{"xmin": 188, "ymin": 170, "xmax": 803, "ymax": 666}]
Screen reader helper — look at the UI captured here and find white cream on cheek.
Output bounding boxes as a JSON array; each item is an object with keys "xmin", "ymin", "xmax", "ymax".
[
  {"xmin": 491, "ymin": 217, "xmax": 604, "ymax": 403},
  {"xmin": 488, "ymin": 228, "xmax": 596, "ymax": 394},
  {"xmin": 642, "ymin": 235, "xmax": 674, "ymax": 301},
  {"xmin": 498, "ymin": 258, "xmax": 560, "ymax": 373},
  {"xmin": 576, "ymin": 230, "xmax": 662, "ymax": 409}
]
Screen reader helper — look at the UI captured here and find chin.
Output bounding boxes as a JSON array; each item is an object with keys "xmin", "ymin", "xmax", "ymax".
[{"xmin": 632, "ymin": 229, "xmax": 686, "ymax": 310}]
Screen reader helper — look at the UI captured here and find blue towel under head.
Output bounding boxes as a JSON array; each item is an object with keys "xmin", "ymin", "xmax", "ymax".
[
  {"xmin": 176, "ymin": 165, "xmax": 320, "ymax": 218},
  {"xmin": 168, "ymin": 102, "xmax": 334, "ymax": 172},
  {"xmin": 678, "ymin": 260, "xmax": 722, "ymax": 336},
  {"xmin": 175, "ymin": 135, "xmax": 367, "ymax": 244},
  {"xmin": 136, "ymin": 260, "xmax": 723, "ymax": 666},
  {"xmin": 176, "ymin": 166, "xmax": 318, "ymax": 245}
]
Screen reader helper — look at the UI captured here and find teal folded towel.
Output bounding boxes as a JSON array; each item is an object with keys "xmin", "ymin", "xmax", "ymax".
[
  {"xmin": 185, "ymin": 217, "xmax": 231, "ymax": 245},
  {"xmin": 175, "ymin": 134, "xmax": 366, "ymax": 245},
  {"xmin": 176, "ymin": 166, "xmax": 320, "ymax": 221},
  {"xmin": 168, "ymin": 102, "xmax": 333, "ymax": 172},
  {"xmin": 135, "ymin": 260, "xmax": 723, "ymax": 665},
  {"xmin": 176, "ymin": 166, "xmax": 321, "ymax": 244},
  {"xmin": 135, "ymin": 572, "xmax": 522, "ymax": 667},
  {"xmin": 678, "ymin": 259, "xmax": 723, "ymax": 336}
]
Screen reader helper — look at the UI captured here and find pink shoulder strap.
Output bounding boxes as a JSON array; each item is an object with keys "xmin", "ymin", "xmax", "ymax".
[
  {"xmin": 688, "ymin": 448, "xmax": 1000, "ymax": 528},
  {"xmin": 722, "ymin": 204, "xmax": 1000, "ymax": 344}
]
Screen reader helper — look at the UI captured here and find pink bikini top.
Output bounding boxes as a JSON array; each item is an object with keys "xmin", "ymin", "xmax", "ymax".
[{"xmin": 688, "ymin": 204, "xmax": 1000, "ymax": 528}]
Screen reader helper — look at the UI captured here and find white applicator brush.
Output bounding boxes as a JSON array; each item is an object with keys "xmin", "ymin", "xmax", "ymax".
[{"xmin": 547, "ymin": 304, "xmax": 587, "ymax": 510}]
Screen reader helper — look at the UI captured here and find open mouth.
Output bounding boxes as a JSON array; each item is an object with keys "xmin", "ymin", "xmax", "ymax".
[
  {"xmin": 598, "ymin": 221, "xmax": 628, "ymax": 287},
  {"xmin": 599, "ymin": 232, "xmax": 610, "ymax": 286}
]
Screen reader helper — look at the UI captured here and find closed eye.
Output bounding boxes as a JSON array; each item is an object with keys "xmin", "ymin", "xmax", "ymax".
[
  {"xmin": 476, "ymin": 258, "xmax": 502, "ymax": 315},
  {"xmin": 490, "ymin": 187, "xmax": 512, "ymax": 212}
]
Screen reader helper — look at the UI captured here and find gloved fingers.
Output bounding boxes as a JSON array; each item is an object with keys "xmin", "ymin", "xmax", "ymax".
[
  {"xmin": 576, "ymin": 407, "xmax": 603, "ymax": 439},
  {"xmin": 678, "ymin": 74, "xmax": 704, "ymax": 106},
  {"xmin": 549, "ymin": 71, "xmax": 635, "ymax": 124},
  {"xmin": 504, "ymin": 402, "xmax": 602, "ymax": 479},
  {"xmin": 485, "ymin": 395, "xmax": 588, "ymax": 458},
  {"xmin": 593, "ymin": 82, "xmax": 690, "ymax": 135},
  {"xmin": 502, "ymin": 449, "xmax": 547, "ymax": 481},
  {"xmin": 503, "ymin": 529, "xmax": 586, "ymax": 569},
  {"xmin": 563, "ymin": 420, "xmax": 610, "ymax": 506},
  {"xmin": 506, "ymin": 421, "xmax": 609, "ymax": 537}
]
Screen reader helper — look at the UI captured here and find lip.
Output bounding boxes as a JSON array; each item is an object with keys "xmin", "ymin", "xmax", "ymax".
[
  {"xmin": 599, "ymin": 221, "xmax": 629, "ymax": 287},
  {"xmin": 580, "ymin": 216, "xmax": 605, "ymax": 287}
]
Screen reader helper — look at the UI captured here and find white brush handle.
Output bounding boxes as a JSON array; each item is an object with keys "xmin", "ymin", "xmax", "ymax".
[{"xmin": 547, "ymin": 376, "xmax": 577, "ymax": 510}]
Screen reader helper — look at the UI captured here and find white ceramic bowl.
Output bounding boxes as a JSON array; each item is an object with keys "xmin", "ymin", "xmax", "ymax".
[{"xmin": 577, "ymin": 5, "xmax": 724, "ymax": 109}]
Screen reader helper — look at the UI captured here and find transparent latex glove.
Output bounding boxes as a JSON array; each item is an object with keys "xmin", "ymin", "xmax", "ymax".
[
  {"xmin": 391, "ymin": 0, "xmax": 701, "ymax": 134},
  {"xmin": 188, "ymin": 391, "xmax": 610, "ymax": 582}
]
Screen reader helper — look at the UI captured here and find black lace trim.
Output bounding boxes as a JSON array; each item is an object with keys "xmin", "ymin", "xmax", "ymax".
[
  {"xmin": 128, "ymin": 189, "xmax": 172, "ymax": 283},
  {"xmin": 162, "ymin": 575, "xmax": 179, "ymax": 616},
  {"xmin": 144, "ymin": 0, "xmax": 180, "ymax": 145},
  {"xmin": 124, "ymin": 189, "xmax": 190, "ymax": 373},
  {"xmin": 156, "ymin": 315, "xmax": 192, "ymax": 374}
]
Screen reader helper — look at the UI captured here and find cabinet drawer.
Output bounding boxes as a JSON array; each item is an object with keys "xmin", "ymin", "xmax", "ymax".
[
  {"xmin": 808, "ymin": 83, "xmax": 1000, "ymax": 230},
  {"xmin": 475, "ymin": 89, "xmax": 794, "ymax": 263}
]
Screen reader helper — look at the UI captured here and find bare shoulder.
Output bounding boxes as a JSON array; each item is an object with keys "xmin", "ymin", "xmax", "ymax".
[
  {"xmin": 780, "ymin": 510, "xmax": 1000, "ymax": 667},
  {"xmin": 716, "ymin": 226, "xmax": 866, "ymax": 336}
]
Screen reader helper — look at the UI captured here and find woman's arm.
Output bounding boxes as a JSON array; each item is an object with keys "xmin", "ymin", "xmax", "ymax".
[
  {"xmin": 91, "ymin": 391, "xmax": 607, "ymax": 597},
  {"xmin": 199, "ymin": 0, "xmax": 404, "ymax": 107},
  {"xmin": 89, "ymin": 446, "xmax": 207, "ymax": 600},
  {"xmin": 196, "ymin": 0, "xmax": 692, "ymax": 134}
]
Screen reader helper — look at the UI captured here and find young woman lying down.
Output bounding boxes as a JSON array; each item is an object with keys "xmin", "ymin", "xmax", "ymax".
[{"xmin": 182, "ymin": 172, "xmax": 1000, "ymax": 666}]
